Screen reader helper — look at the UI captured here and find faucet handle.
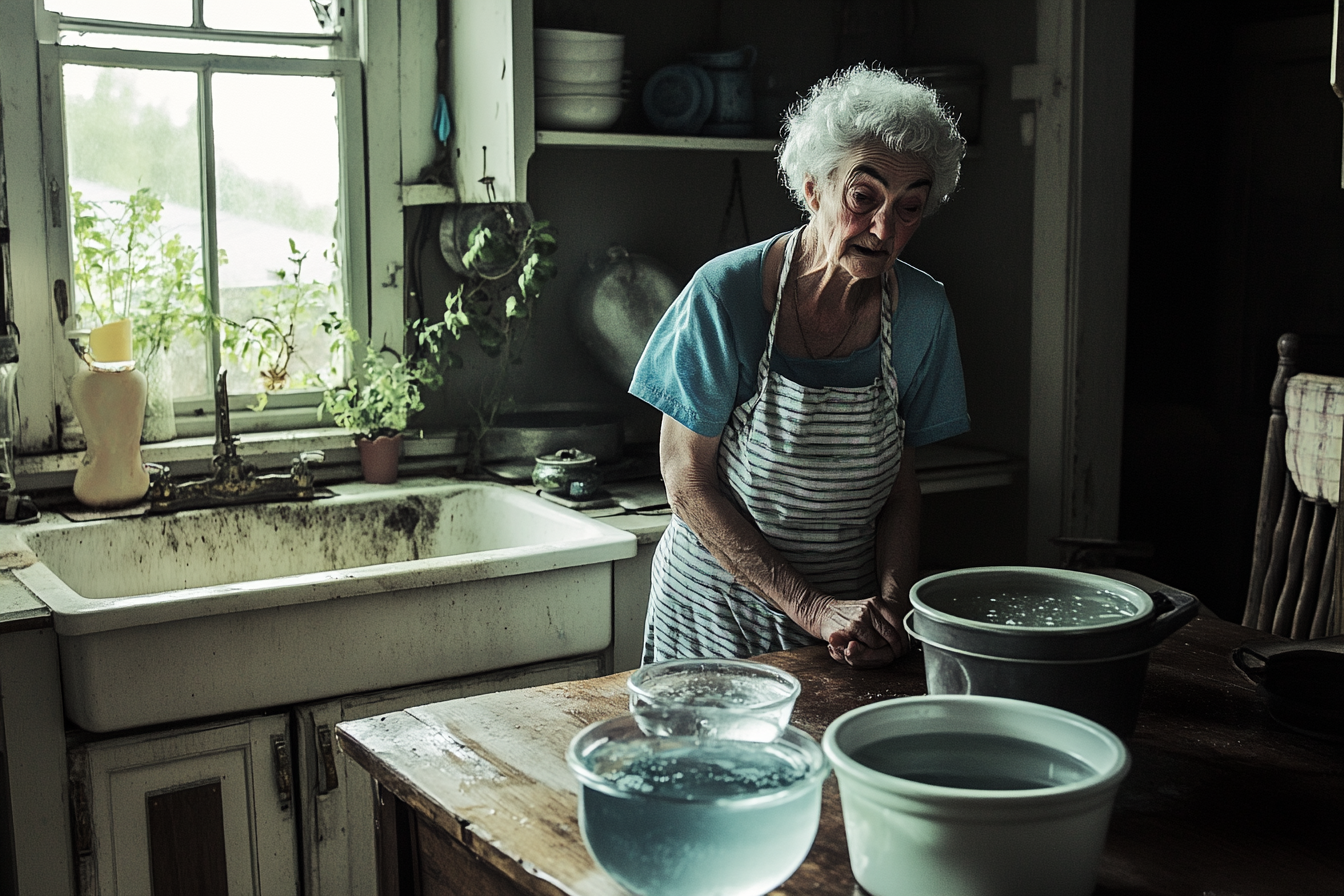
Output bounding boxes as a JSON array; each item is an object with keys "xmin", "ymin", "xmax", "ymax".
[
  {"xmin": 291, "ymin": 451, "xmax": 323, "ymax": 498},
  {"xmin": 144, "ymin": 462, "xmax": 173, "ymax": 505}
]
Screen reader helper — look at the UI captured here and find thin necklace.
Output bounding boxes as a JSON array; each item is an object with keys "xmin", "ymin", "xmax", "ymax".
[{"xmin": 791, "ymin": 268, "xmax": 860, "ymax": 359}]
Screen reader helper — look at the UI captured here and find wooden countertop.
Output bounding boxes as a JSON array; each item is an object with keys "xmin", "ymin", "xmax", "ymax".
[{"xmin": 337, "ymin": 615, "xmax": 1343, "ymax": 896}]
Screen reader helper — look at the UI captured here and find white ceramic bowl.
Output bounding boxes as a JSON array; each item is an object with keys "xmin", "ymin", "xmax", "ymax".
[
  {"xmin": 534, "ymin": 27, "xmax": 624, "ymax": 62},
  {"xmin": 567, "ymin": 714, "xmax": 828, "ymax": 896},
  {"xmin": 823, "ymin": 695, "xmax": 1130, "ymax": 896},
  {"xmin": 626, "ymin": 657, "xmax": 802, "ymax": 742},
  {"xmin": 535, "ymin": 94, "xmax": 623, "ymax": 131},
  {"xmin": 534, "ymin": 56, "xmax": 624, "ymax": 84},
  {"xmin": 535, "ymin": 77, "xmax": 622, "ymax": 97}
]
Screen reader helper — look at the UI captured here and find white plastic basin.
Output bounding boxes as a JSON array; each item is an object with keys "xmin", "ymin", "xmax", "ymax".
[
  {"xmin": 823, "ymin": 695, "xmax": 1130, "ymax": 896},
  {"xmin": 14, "ymin": 477, "xmax": 637, "ymax": 732}
]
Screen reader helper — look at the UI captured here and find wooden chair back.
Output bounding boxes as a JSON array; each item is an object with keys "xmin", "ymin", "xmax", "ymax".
[{"xmin": 1243, "ymin": 334, "xmax": 1344, "ymax": 638}]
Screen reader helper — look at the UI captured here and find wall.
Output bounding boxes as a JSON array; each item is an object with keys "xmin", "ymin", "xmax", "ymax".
[
  {"xmin": 416, "ymin": 0, "xmax": 1039, "ymax": 569},
  {"xmin": 888, "ymin": 0, "xmax": 1037, "ymax": 568}
]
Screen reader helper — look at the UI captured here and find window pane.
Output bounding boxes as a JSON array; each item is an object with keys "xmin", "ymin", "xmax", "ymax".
[
  {"xmin": 204, "ymin": 0, "xmax": 330, "ymax": 34},
  {"xmin": 46, "ymin": 0, "xmax": 191, "ymax": 27},
  {"xmin": 212, "ymin": 72, "xmax": 343, "ymax": 398},
  {"xmin": 63, "ymin": 64, "xmax": 211, "ymax": 400}
]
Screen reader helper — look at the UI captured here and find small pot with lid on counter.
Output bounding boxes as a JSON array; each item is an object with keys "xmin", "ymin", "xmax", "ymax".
[{"xmin": 532, "ymin": 448, "xmax": 603, "ymax": 499}]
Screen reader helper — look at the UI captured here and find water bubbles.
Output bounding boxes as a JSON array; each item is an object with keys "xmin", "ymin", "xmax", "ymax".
[{"xmin": 940, "ymin": 589, "xmax": 1141, "ymax": 627}]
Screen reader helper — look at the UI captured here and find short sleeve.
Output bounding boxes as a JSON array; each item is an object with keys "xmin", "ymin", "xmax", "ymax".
[
  {"xmin": 896, "ymin": 295, "xmax": 970, "ymax": 447},
  {"xmin": 629, "ymin": 268, "xmax": 744, "ymax": 438}
]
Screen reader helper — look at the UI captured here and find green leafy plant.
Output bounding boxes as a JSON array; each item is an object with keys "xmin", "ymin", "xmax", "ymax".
[
  {"xmin": 444, "ymin": 209, "xmax": 558, "ymax": 465},
  {"xmin": 70, "ymin": 187, "xmax": 214, "ymax": 360},
  {"xmin": 221, "ymin": 239, "xmax": 341, "ymax": 409},
  {"xmin": 318, "ymin": 314, "xmax": 457, "ymax": 439}
]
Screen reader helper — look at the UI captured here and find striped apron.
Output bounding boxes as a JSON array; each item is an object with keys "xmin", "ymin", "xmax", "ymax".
[{"xmin": 643, "ymin": 228, "xmax": 905, "ymax": 663}]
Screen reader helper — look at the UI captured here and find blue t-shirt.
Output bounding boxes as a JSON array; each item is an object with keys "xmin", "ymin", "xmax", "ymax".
[{"xmin": 630, "ymin": 233, "xmax": 970, "ymax": 447}]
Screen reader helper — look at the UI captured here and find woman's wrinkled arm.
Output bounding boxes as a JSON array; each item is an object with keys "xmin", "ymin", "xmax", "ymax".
[
  {"xmin": 831, "ymin": 445, "xmax": 921, "ymax": 665},
  {"xmin": 660, "ymin": 414, "xmax": 904, "ymax": 667}
]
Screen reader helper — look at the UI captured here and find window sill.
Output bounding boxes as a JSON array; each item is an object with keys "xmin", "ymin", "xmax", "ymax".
[{"xmin": 15, "ymin": 428, "xmax": 464, "ymax": 494}]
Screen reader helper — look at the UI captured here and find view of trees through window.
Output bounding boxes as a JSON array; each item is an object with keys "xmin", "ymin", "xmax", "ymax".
[{"xmin": 64, "ymin": 64, "xmax": 345, "ymax": 404}]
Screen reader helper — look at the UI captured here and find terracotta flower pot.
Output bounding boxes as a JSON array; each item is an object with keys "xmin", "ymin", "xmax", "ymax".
[{"xmin": 356, "ymin": 433, "xmax": 403, "ymax": 484}]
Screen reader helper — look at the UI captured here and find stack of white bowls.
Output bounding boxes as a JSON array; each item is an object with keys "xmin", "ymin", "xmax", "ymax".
[{"xmin": 534, "ymin": 28, "xmax": 625, "ymax": 131}]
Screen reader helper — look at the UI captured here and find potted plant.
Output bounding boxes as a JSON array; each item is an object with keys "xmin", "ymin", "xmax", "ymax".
[
  {"xmin": 221, "ymin": 238, "xmax": 341, "ymax": 410},
  {"xmin": 443, "ymin": 206, "xmax": 557, "ymax": 470},
  {"xmin": 318, "ymin": 314, "xmax": 456, "ymax": 483},
  {"xmin": 70, "ymin": 187, "xmax": 214, "ymax": 442}
]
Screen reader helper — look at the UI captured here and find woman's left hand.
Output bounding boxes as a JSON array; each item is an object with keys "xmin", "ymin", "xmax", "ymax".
[{"xmin": 819, "ymin": 595, "xmax": 910, "ymax": 668}]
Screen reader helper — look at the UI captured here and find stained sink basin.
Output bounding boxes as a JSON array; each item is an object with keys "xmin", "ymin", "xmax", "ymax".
[{"xmin": 13, "ymin": 477, "xmax": 637, "ymax": 732}]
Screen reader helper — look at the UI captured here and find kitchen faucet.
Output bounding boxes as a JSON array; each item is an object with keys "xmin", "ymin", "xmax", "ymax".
[{"xmin": 145, "ymin": 371, "xmax": 323, "ymax": 513}]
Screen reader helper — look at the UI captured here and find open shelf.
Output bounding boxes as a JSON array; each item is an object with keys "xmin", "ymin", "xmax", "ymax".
[
  {"xmin": 536, "ymin": 131, "xmax": 983, "ymax": 156},
  {"xmin": 535, "ymin": 130, "xmax": 779, "ymax": 152}
]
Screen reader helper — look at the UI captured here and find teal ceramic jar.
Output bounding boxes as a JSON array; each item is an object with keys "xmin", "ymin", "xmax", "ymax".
[{"xmin": 532, "ymin": 448, "xmax": 602, "ymax": 498}]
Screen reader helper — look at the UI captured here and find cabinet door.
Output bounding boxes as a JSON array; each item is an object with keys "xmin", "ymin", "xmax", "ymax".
[
  {"xmin": 296, "ymin": 654, "xmax": 606, "ymax": 896},
  {"xmin": 71, "ymin": 713, "xmax": 297, "ymax": 896}
]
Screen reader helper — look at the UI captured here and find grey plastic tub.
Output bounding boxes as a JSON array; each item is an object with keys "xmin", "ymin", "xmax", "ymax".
[{"xmin": 906, "ymin": 567, "xmax": 1200, "ymax": 737}]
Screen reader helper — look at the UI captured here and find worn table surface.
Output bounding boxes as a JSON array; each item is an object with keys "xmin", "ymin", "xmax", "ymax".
[{"xmin": 336, "ymin": 615, "xmax": 1344, "ymax": 896}]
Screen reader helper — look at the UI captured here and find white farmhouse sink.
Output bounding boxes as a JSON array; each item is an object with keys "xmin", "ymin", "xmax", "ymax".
[{"xmin": 13, "ymin": 477, "xmax": 637, "ymax": 732}]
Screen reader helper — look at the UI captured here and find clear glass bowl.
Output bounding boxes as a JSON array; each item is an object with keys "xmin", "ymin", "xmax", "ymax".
[
  {"xmin": 626, "ymin": 658, "xmax": 802, "ymax": 742},
  {"xmin": 567, "ymin": 712, "xmax": 828, "ymax": 896}
]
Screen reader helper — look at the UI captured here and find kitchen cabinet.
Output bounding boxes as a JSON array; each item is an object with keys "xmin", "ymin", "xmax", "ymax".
[
  {"xmin": 69, "ymin": 713, "xmax": 296, "ymax": 896},
  {"xmin": 63, "ymin": 655, "xmax": 607, "ymax": 896},
  {"xmin": 0, "ymin": 591, "xmax": 70, "ymax": 896}
]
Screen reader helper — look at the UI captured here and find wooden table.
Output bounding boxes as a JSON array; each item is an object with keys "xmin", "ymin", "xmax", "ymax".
[{"xmin": 336, "ymin": 616, "xmax": 1343, "ymax": 896}]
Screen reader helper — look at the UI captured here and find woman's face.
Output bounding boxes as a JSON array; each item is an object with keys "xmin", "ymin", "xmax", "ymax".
[{"xmin": 804, "ymin": 144, "xmax": 934, "ymax": 281}]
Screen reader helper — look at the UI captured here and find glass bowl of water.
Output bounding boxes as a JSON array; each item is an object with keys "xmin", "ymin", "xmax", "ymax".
[
  {"xmin": 626, "ymin": 658, "xmax": 802, "ymax": 742},
  {"xmin": 567, "ymin": 712, "xmax": 829, "ymax": 896}
]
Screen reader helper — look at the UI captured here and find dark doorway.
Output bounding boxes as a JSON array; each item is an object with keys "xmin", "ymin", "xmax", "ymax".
[{"xmin": 1121, "ymin": 0, "xmax": 1344, "ymax": 622}]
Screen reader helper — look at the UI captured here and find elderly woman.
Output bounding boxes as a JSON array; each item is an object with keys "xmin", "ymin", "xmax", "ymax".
[{"xmin": 629, "ymin": 65, "xmax": 970, "ymax": 669}]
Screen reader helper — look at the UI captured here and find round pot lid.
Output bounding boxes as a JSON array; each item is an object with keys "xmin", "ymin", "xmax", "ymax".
[
  {"xmin": 534, "ymin": 447, "xmax": 597, "ymax": 467},
  {"xmin": 910, "ymin": 566, "xmax": 1154, "ymax": 634}
]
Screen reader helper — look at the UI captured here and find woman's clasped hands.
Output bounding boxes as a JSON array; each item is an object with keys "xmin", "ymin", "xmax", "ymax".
[{"xmin": 818, "ymin": 594, "xmax": 910, "ymax": 668}]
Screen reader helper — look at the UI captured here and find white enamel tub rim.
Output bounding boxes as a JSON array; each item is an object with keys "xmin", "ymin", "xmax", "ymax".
[{"xmin": 13, "ymin": 477, "xmax": 637, "ymax": 637}]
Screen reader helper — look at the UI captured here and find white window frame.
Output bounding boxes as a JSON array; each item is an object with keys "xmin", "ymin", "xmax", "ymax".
[
  {"xmin": 39, "ymin": 46, "xmax": 369, "ymax": 437},
  {"xmin": 0, "ymin": 0, "xmax": 437, "ymax": 475}
]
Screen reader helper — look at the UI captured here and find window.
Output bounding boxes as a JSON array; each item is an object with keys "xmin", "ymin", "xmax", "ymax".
[
  {"xmin": 2, "ymin": 0, "xmax": 432, "ymax": 460},
  {"xmin": 40, "ymin": 0, "xmax": 368, "ymax": 436}
]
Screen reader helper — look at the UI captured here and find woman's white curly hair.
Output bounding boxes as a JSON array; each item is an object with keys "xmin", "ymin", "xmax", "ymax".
[{"xmin": 778, "ymin": 64, "xmax": 966, "ymax": 216}]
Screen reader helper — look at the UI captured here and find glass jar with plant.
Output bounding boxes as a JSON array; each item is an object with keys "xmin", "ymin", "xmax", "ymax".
[
  {"xmin": 318, "ymin": 314, "xmax": 457, "ymax": 483},
  {"xmin": 220, "ymin": 239, "xmax": 341, "ymax": 410},
  {"xmin": 70, "ymin": 187, "xmax": 214, "ymax": 442},
  {"xmin": 443, "ymin": 207, "xmax": 558, "ymax": 469}
]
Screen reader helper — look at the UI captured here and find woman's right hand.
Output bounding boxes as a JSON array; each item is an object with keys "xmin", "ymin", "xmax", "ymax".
[{"xmin": 818, "ymin": 596, "xmax": 908, "ymax": 668}]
